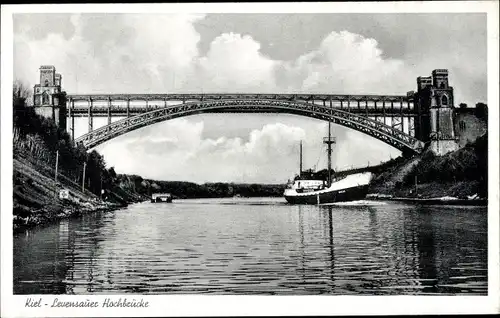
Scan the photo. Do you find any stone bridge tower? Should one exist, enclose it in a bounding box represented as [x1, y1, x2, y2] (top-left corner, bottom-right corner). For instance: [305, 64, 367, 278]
[33, 65, 67, 129]
[412, 69, 458, 155]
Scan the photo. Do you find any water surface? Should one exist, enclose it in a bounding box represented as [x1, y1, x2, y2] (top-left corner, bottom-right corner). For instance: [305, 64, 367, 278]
[14, 198, 488, 295]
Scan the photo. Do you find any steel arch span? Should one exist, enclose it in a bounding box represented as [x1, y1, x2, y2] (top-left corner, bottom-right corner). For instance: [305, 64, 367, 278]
[74, 99, 425, 154]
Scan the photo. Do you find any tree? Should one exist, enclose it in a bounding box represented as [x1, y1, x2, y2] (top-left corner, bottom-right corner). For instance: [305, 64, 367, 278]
[475, 102, 488, 122]
[459, 103, 467, 109]
[13, 80, 31, 104]
[13, 81, 38, 136]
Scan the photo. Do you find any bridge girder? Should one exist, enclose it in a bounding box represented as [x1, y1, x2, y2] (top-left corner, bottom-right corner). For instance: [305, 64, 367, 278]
[74, 99, 425, 154]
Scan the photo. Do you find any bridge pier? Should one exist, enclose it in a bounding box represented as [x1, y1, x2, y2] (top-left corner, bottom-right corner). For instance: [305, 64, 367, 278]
[127, 99, 130, 118]
[382, 100, 386, 122]
[88, 98, 93, 133]
[412, 69, 459, 155]
[107, 97, 112, 126]
[68, 98, 75, 141]
[400, 98, 405, 133]
[31, 66, 67, 131]
[409, 117, 415, 137]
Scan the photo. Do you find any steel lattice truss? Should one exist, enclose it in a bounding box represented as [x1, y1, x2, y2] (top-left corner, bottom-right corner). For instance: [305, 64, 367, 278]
[74, 99, 425, 153]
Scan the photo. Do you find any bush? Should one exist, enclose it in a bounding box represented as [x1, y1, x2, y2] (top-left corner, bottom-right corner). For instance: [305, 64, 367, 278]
[402, 136, 487, 196]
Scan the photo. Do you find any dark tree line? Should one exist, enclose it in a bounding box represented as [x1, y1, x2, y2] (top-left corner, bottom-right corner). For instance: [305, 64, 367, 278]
[115, 174, 286, 199]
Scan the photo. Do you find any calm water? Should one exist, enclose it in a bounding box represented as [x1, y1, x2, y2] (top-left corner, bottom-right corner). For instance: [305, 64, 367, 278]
[13, 198, 488, 295]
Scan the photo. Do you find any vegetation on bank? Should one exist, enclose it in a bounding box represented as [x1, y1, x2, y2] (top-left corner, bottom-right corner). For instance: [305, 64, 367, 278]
[370, 133, 488, 199]
[405, 134, 487, 196]
[13, 156, 122, 231]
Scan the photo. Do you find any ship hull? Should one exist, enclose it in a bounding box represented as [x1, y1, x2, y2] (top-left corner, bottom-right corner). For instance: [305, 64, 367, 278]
[150, 198, 172, 203]
[284, 184, 369, 205]
[151, 196, 173, 203]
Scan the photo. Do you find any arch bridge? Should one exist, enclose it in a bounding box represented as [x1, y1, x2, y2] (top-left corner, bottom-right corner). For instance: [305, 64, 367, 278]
[67, 93, 425, 154]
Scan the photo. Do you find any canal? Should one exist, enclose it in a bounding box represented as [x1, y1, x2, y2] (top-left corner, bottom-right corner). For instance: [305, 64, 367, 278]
[13, 198, 488, 295]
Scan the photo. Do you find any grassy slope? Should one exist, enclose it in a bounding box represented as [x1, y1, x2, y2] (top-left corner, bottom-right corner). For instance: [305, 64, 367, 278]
[13, 156, 121, 231]
[369, 134, 487, 199]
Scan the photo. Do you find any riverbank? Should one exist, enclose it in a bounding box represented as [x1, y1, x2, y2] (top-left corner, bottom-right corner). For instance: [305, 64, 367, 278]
[13, 156, 142, 233]
[367, 134, 487, 205]
[368, 178, 487, 206]
[369, 180, 485, 201]
[367, 194, 487, 206]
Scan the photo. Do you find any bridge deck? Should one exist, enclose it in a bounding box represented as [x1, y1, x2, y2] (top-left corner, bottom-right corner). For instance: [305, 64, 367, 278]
[67, 93, 417, 117]
[68, 106, 418, 117]
[67, 93, 414, 102]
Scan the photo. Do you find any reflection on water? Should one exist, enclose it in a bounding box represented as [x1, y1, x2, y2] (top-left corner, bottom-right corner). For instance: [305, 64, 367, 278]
[13, 198, 488, 295]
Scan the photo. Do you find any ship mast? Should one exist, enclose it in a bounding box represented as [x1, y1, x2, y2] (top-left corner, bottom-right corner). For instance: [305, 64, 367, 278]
[323, 109, 336, 187]
[299, 140, 303, 178]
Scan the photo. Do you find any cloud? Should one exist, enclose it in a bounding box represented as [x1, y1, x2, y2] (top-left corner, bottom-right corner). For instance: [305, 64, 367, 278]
[279, 31, 413, 94]
[96, 119, 313, 183]
[197, 32, 278, 92]
[15, 16, 413, 96]
[14, 14, 205, 94]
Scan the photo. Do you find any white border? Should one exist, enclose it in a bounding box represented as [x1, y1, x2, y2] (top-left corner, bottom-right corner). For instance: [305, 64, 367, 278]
[1, 2, 499, 317]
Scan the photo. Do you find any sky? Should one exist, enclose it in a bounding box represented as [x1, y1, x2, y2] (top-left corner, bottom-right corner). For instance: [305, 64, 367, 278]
[13, 12, 487, 184]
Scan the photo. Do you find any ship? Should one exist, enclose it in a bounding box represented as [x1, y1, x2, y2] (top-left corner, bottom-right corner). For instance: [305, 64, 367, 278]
[284, 118, 373, 205]
[151, 193, 173, 203]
